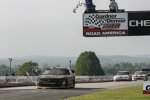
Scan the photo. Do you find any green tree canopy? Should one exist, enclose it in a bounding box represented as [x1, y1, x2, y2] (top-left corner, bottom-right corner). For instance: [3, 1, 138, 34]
[75, 51, 105, 76]
[16, 61, 41, 76]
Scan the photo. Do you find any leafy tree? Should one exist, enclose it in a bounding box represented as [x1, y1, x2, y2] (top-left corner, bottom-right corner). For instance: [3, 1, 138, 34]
[75, 51, 105, 76]
[16, 61, 41, 76]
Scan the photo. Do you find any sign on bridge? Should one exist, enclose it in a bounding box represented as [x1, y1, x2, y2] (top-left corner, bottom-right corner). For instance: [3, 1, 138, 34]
[83, 11, 150, 37]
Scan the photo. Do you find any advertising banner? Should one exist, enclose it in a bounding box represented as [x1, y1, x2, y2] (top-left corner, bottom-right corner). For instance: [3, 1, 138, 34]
[128, 11, 150, 36]
[83, 11, 150, 37]
[83, 13, 128, 37]
[143, 81, 150, 94]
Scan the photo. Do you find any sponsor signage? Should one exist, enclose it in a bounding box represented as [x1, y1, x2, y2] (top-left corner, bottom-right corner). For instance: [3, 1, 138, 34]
[83, 11, 150, 37]
[83, 13, 128, 37]
[143, 81, 150, 94]
[128, 11, 150, 36]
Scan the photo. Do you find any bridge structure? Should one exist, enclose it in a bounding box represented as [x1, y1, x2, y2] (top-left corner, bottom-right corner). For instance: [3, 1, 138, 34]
[74, 0, 150, 37]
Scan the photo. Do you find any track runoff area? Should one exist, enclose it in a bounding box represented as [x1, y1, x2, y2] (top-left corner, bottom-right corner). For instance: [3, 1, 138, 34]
[0, 81, 144, 100]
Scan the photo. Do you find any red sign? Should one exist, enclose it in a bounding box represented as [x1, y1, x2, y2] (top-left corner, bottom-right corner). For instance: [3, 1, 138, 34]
[143, 81, 150, 94]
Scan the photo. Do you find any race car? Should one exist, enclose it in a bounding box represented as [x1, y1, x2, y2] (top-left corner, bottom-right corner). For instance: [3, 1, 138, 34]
[114, 71, 132, 81]
[37, 67, 75, 89]
[132, 71, 148, 81]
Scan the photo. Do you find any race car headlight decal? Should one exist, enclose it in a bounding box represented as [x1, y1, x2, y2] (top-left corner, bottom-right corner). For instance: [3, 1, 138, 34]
[114, 76, 117, 80]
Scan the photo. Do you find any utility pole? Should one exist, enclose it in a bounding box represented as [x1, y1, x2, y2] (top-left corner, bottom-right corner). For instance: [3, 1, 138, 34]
[69, 60, 71, 68]
[8, 58, 12, 75]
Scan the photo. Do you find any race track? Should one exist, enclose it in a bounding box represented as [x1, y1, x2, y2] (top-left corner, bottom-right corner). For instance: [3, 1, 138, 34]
[0, 81, 142, 100]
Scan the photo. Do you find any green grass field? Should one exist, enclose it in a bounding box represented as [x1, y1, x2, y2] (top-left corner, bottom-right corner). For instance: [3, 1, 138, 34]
[65, 85, 150, 100]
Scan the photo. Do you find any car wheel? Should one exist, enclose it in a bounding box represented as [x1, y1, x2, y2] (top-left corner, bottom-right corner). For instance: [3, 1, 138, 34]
[66, 80, 70, 89]
[72, 80, 75, 88]
[144, 77, 148, 81]
[71, 82, 75, 88]
[129, 79, 132, 81]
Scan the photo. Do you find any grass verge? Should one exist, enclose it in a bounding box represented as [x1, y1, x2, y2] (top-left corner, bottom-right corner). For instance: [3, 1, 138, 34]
[65, 85, 150, 100]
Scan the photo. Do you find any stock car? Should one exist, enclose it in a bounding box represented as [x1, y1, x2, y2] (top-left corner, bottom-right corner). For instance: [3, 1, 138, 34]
[37, 67, 75, 89]
[132, 71, 148, 81]
[114, 71, 132, 81]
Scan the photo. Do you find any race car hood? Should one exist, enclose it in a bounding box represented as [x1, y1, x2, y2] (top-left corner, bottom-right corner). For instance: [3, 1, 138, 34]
[132, 74, 147, 77]
[38, 75, 68, 79]
[114, 75, 129, 77]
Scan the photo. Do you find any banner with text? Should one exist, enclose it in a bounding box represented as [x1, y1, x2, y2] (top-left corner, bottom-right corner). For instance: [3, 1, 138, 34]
[128, 11, 150, 36]
[83, 13, 128, 37]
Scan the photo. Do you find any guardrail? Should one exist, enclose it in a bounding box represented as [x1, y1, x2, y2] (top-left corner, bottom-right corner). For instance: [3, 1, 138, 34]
[0, 76, 37, 83]
[0, 76, 37, 88]
[75, 76, 113, 83]
[0, 76, 113, 88]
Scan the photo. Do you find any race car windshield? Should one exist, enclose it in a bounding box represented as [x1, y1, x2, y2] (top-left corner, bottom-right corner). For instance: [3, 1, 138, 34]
[42, 69, 70, 75]
[135, 71, 146, 75]
[117, 72, 130, 75]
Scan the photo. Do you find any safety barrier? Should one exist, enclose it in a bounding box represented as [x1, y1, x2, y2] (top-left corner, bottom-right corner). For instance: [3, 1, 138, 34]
[0, 76, 113, 87]
[0, 76, 37, 87]
[75, 76, 113, 83]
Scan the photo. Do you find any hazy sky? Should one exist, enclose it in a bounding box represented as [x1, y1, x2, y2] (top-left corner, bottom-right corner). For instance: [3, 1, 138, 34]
[0, 0, 150, 58]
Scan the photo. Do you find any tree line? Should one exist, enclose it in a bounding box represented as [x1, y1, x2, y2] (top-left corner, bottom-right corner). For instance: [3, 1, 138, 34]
[103, 62, 150, 75]
[0, 51, 150, 76]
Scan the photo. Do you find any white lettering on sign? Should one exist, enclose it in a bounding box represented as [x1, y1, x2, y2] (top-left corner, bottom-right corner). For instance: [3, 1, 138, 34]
[86, 31, 126, 36]
[86, 32, 102, 36]
[95, 14, 117, 19]
[102, 31, 126, 35]
[129, 20, 150, 27]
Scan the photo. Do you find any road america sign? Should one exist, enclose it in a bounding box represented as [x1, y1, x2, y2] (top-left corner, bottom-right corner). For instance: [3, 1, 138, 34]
[83, 11, 150, 37]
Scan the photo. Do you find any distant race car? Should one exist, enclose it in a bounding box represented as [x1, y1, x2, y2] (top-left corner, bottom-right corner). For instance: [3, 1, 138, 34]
[37, 67, 75, 89]
[132, 71, 148, 81]
[114, 71, 132, 81]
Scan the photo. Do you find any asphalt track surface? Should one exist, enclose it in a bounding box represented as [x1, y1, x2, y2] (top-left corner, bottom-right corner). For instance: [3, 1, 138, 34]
[0, 81, 142, 100]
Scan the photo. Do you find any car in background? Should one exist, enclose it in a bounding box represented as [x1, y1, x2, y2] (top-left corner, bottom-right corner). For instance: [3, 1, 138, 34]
[142, 68, 150, 81]
[37, 67, 75, 89]
[132, 71, 148, 81]
[114, 71, 132, 81]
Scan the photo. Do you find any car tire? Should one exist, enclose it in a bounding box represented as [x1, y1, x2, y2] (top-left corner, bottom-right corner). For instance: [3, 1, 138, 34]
[129, 79, 132, 81]
[144, 77, 148, 81]
[71, 80, 75, 88]
[66, 80, 70, 89]
[71, 82, 75, 88]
